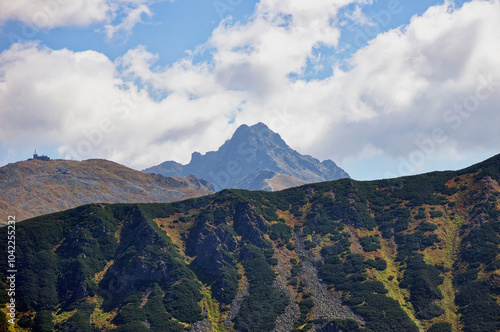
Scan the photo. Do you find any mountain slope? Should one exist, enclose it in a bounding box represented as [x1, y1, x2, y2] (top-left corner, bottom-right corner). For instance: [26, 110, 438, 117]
[143, 123, 350, 191]
[0, 159, 214, 222]
[1, 154, 499, 331]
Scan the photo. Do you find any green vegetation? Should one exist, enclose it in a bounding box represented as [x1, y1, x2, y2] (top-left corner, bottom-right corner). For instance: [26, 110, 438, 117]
[366, 258, 387, 271]
[2, 154, 500, 331]
[296, 297, 315, 327]
[453, 220, 500, 332]
[429, 211, 443, 219]
[33, 310, 55, 331]
[359, 235, 381, 252]
[399, 255, 444, 320]
[419, 221, 438, 232]
[234, 246, 287, 331]
[164, 279, 204, 323]
[415, 207, 426, 220]
[146, 285, 185, 331]
[319, 232, 418, 331]
[217, 262, 240, 304]
[455, 281, 500, 332]
[427, 322, 452, 332]
[269, 223, 292, 242]
[0, 311, 8, 332]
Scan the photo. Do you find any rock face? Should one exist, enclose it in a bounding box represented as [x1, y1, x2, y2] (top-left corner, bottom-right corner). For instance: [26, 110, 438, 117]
[234, 203, 268, 247]
[98, 213, 180, 303]
[0, 158, 214, 222]
[193, 224, 238, 276]
[143, 123, 350, 191]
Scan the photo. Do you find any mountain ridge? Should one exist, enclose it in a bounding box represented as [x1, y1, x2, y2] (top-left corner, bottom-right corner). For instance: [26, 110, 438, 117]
[143, 122, 350, 191]
[2, 153, 499, 331]
[0, 158, 214, 222]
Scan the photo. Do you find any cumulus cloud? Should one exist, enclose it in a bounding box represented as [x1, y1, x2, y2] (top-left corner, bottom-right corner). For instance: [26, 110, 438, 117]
[0, 0, 158, 37]
[317, 0, 500, 177]
[208, 0, 350, 93]
[1, 0, 500, 179]
[0, 0, 109, 28]
[0, 42, 239, 169]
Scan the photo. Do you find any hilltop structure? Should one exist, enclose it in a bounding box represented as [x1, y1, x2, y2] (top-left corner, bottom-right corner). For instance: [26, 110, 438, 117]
[28, 150, 50, 161]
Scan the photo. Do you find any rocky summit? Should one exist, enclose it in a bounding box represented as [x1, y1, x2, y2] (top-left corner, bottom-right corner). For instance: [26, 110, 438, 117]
[0, 159, 214, 223]
[2, 154, 499, 331]
[143, 123, 350, 191]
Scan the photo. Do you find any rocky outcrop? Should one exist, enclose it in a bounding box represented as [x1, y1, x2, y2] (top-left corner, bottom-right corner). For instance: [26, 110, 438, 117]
[99, 212, 180, 303]
[234, 204, 268, 247]
[466, 176, 500, 225]
[193, 224, 238, 275]
[191, 319, 212, 332]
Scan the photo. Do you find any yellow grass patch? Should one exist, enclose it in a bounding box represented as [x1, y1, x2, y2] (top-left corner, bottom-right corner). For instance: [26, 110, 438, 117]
[371, 236, 422, 330]
[93, 260, 115, 284]
[90, 295, 118, 330]
[199, 286, 224, 332]
[53, 309, 77, 325]
[154, 214, 196, 261]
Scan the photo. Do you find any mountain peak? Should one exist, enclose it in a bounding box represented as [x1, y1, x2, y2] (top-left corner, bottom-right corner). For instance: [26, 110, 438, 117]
[235, 122, 270, 132]
[249, 122, 270, 131]
[230, 122, 287, 150]
[232, 122, 274, 138]
[144, 123, 350, 191]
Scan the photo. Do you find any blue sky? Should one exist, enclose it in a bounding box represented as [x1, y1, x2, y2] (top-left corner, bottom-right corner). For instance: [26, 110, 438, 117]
[0, 0, 499, 180]
[1, 1, 468, 72]
[0, 0, 258, 66]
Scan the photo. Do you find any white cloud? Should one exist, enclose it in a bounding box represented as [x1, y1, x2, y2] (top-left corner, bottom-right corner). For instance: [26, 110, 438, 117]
[317, 0, 500, 171]
[1, 0, 500, 179]
[345, 5, 373, 26]
[208, 0, 350, 86]
[0, 0, 109, 28]
[104, 3, 152, 39]
[207, 0, 500, 176]
[0, 42, 240, 169]
[0, 0, 158, 37]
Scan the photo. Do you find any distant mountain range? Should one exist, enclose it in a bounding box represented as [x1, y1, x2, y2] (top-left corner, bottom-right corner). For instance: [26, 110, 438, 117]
[143, 122, 350, 191]
[3, 154, 499, 331]
[0, 159, 213, 222]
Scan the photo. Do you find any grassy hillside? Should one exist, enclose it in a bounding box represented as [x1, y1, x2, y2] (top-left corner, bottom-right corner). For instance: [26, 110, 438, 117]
[1, 155, 499, 331]
[0, 159, 213, 223]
